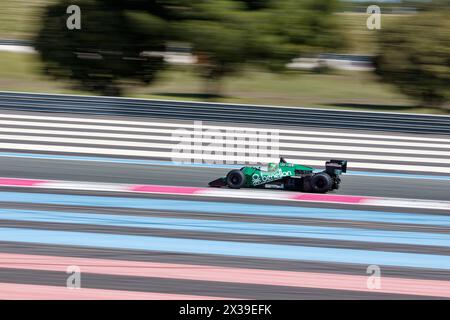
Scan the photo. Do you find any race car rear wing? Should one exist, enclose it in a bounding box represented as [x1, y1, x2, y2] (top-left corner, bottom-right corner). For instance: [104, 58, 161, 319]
[325, 160, 348, 175]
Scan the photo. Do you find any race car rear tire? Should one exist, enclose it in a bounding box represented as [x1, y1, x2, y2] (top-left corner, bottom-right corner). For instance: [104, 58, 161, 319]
[311, 173, 333, 193]
[226, 170, 246, 189]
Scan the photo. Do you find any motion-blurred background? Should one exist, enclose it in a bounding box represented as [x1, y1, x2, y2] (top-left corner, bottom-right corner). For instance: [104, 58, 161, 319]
[0, 0, 448, 112]
[1, 0, 450, 301]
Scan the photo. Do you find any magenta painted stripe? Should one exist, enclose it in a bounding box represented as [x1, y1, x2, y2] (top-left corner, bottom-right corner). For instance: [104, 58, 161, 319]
[2, 253, 450, 298]
[0, 283, 231, 300]
[0, 176, 445, 209]
[289, 193, 370, 204]
[129, 184, 203, 194]
[0, 178, 47, 187]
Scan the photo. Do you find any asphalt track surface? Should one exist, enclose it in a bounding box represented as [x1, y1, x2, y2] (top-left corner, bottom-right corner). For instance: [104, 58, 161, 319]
[0, 102, 449, 299]
[0, 157, 449, 201]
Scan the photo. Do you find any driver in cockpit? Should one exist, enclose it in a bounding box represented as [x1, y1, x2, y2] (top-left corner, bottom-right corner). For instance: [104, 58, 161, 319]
[263, 157, 287, 172]
[267, 162, 278, 172]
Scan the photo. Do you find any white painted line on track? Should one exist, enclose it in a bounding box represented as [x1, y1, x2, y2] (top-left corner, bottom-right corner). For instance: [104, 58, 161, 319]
[1, 119, 449, 149]
[1, 113, 450, 143]
[0, 142, 449, 174]
[1, 127, 449, 157]
[1, 177, 449, 211]
[0, 134, 449, 165]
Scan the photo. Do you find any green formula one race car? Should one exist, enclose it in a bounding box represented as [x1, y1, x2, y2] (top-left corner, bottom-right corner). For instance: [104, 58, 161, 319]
[209, 158, 347, 193]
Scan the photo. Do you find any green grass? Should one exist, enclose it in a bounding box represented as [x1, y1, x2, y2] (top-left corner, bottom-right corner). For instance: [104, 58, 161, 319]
[2, 51, 448, 115]
[0, 52, 86, 95]
[337, 13, 410, 54]
[0, 0, 55, 40]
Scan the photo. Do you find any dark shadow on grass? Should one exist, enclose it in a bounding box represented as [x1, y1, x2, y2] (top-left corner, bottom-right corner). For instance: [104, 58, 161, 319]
[328, 103, 450, 114]
[153, 92, 227, 100]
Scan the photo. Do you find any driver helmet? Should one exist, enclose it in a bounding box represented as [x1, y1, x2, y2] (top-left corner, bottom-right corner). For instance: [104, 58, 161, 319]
[268, 162, 278, 172]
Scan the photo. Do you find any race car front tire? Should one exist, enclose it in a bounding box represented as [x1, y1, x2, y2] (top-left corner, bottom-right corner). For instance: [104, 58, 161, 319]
[311, 172, 333, 193]
[226, 170, 246, 189]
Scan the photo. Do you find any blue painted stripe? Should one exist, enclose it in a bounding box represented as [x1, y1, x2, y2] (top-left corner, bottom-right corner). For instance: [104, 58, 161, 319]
[1, 191, 450, 227]
[2, 208, 450, 248]
[1, 227, 450, 270]
[0, 152, 449, 180]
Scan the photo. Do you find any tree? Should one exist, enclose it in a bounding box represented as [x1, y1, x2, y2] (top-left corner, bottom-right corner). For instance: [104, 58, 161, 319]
[35, 0, 346, 96]
[173, 1, 257, 95]
[175, 0, 346, 95]
[375, 5, 450, 108]
[35, 0, 180, 95]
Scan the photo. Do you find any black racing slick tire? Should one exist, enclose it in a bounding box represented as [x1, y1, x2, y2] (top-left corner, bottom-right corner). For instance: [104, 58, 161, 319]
[310, 173, 333, 193]
[226, 170, 246, 189]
